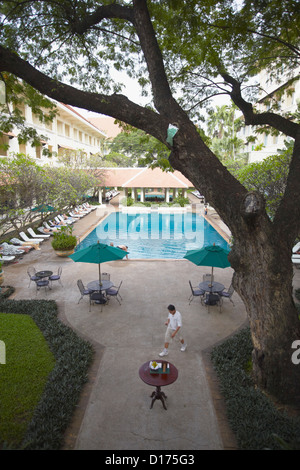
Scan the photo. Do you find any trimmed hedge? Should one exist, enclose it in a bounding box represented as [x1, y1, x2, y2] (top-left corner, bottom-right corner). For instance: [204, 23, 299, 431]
[0, 298, 94, 450]
[211, 327, 300, 449]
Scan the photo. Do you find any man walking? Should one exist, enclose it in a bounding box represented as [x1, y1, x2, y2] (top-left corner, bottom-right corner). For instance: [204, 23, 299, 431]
[159, 304, 187, 357]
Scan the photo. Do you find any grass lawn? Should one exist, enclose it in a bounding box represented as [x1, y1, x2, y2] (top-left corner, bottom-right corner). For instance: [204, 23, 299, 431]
[0, 313, 55, 448]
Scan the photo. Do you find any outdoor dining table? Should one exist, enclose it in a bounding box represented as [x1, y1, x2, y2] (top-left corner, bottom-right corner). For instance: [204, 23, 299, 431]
[199, 281, 224, 293]
[87, 280, 113, 292]
[87, 280, 114, 304]
[139, 360, 178, 410]
[36, 270, 53, 279]
[199, 281, 225, 306]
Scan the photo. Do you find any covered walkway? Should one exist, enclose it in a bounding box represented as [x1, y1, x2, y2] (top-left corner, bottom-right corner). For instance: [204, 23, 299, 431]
[98, 167, 194, 204]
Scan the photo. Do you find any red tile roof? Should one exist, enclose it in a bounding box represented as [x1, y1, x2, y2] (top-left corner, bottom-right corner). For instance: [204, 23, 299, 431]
[101, 167, 193, 188]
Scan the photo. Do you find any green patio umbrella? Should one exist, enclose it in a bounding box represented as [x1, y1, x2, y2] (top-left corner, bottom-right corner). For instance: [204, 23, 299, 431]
[69, 241, 128, 284]
[183, 244, 231, 279]
[31, 204, 55, 213]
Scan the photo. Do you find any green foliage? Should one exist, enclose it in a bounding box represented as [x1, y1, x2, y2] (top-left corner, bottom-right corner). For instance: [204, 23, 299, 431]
[211, 328, 300, 450]
[0, 298, 94, 450]
[0, 73, 58, 146]
[0, 153, 96, 237]
[234, 143, 292, 219]
[51, 226, 77, 251]
[0, 313, 56, 448]
[206, 104, 246, 162]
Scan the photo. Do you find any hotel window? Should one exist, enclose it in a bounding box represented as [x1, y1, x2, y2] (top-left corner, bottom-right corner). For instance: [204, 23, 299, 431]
[57, 120, 63, 135]
[35, 145, 41, 159]
[79, 131, 82, 142]
[65, 124, 70, 137]
[19, 143, 26, 154]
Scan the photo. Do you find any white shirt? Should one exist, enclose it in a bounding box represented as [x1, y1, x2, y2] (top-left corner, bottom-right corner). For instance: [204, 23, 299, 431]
[168, 311, 182, 330]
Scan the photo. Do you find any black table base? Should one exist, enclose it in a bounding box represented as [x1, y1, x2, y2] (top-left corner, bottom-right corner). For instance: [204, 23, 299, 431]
[150, 386, 167, 410]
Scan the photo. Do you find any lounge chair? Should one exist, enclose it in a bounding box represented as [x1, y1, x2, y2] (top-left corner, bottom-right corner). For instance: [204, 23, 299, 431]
[28, 227, 50, 239]
[77, 205, 91, 213]
[0, 242, 25, 255]
[37, 227, 53, 236]
[69, 211, 84, 218]
[292, 242, 300, 265]
[57, 214, 74, 224]
[83, 203, 96, 211]
[19, 231, 44, 244]
[43, 221, 61, 230]
[0, 255, 15, 262]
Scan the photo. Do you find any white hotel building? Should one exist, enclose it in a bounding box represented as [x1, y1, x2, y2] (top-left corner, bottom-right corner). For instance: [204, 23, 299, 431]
[239, 68, 300, 163]
[0, 100, 107, 164]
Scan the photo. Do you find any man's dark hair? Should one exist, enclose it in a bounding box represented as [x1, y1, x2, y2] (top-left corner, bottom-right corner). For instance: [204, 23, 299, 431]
[167, 304, 175, 311]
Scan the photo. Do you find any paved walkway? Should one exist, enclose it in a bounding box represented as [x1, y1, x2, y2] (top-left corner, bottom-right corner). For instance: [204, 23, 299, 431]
[3, 202, 248, 450]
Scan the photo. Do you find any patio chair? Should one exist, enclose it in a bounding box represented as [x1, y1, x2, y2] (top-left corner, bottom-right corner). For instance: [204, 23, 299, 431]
[27, 267, 39, 287]
[89, 291, 107, 312]
[28, 227, 50, 239]
[49, 266, 63, 287]
[204, 292, 222, 313]
[101, 272, 110, 281]
[203, 274, 214, 283]
[19, 231, 44, 244]
[106, 281, 123, 305]
[77, 279, 90, 303]
[218, 283, 235, 306]
[188, 280, 205, 305]
[35, 278, 50, 294]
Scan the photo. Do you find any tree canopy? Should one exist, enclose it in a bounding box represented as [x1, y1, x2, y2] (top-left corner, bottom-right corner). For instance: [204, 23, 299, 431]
[1, 0, 300, 405]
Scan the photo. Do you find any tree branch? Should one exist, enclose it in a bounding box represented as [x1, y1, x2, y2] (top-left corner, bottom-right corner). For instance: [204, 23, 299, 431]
[0, 45, 168, 143]
[221, 71, 299, 138]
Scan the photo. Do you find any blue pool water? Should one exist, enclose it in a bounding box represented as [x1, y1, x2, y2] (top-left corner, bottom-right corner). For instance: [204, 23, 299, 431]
[76, 211, 229, 259]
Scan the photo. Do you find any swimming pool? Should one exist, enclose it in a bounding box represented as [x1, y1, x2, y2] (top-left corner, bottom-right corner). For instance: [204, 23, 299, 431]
[76, 211, 229, 259]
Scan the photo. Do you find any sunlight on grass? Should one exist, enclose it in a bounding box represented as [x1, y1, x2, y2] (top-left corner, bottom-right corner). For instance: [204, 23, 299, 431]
[0, 314, 55, 447]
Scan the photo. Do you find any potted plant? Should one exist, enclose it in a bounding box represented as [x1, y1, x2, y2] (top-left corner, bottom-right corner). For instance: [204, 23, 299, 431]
[51, 225, 77, 257]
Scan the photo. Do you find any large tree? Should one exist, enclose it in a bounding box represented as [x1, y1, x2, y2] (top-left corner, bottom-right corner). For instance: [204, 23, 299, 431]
[0, 0, 300, 405]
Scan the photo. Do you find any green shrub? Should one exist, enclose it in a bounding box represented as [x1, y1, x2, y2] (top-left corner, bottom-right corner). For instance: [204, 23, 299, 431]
[211, 327, 300, 449]
[51, 226, 77, 251]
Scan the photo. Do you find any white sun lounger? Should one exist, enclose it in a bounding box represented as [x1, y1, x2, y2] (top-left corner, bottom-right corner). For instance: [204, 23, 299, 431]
[0, 255, 15, 262]
[69, 211, 84, 218]
[19, 231, 44, 244]
[28, 227, 50, 239]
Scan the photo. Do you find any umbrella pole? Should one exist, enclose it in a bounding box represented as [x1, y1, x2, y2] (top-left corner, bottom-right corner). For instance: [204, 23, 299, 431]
[99, 264, 102, 285]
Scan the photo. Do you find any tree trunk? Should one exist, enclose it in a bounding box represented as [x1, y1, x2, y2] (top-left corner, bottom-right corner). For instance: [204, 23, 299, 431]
[170, 127, 300, 406]
[231, 217, 300, 405]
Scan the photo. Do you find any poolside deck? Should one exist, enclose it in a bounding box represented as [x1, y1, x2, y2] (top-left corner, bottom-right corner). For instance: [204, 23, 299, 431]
[3, 201, 247, 450]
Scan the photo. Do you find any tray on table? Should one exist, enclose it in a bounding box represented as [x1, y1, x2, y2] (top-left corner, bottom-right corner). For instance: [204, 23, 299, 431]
[149, 361, 170, 374]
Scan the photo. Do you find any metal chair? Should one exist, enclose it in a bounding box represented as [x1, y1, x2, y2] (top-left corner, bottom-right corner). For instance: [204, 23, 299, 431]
[203, 274, 214, 283]
[204, 292, 222, 312]
[218, 283, 235, 306]
[188, 281, 205, 305]
[101, 272, 110, 281]
[77, 279, 90, 303]
[89, 291, 107, 312]
[27, 267, 39, 287]
[49, 266, 63, 287]
[106, 281, 123, 305]
[35, 279, 50, 294]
